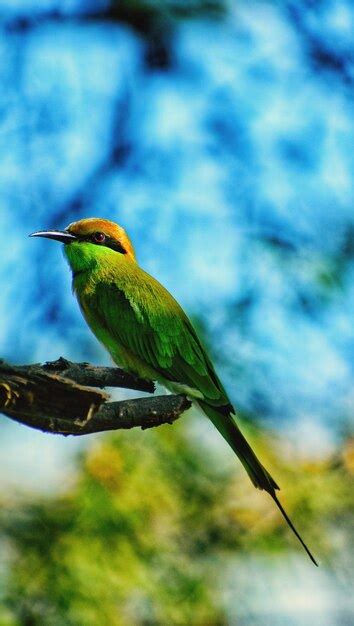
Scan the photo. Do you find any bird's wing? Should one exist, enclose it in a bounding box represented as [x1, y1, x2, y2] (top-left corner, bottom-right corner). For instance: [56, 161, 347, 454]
[86, 275, 232, 408]
[81, 274, 318, 565]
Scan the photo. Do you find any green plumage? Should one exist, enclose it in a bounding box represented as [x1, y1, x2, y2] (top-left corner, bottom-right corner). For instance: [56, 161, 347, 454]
[60, 232, 316, 565]
[66, 240, 277, 493]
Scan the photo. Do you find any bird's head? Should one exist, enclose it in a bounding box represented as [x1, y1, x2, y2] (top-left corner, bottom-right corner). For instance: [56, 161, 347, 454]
[29, 218, 136, 273]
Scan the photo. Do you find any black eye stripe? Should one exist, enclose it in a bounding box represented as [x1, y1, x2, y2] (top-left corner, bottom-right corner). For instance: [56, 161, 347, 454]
[75, 233, 127, 254]
[105, 240, 127, 254]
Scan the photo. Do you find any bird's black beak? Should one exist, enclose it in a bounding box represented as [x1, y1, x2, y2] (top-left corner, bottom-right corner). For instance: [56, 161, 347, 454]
[29, 230, 77, 244]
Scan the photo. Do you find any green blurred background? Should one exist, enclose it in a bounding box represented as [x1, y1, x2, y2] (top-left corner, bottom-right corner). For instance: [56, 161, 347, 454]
[0, 0, 354, 624]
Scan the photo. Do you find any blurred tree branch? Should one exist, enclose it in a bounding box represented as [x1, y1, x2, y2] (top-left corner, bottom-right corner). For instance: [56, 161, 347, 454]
[0, 359, 191, 436]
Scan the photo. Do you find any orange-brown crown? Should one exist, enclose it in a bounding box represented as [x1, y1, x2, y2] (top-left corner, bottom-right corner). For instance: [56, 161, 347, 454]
[66, 218, 136, 260]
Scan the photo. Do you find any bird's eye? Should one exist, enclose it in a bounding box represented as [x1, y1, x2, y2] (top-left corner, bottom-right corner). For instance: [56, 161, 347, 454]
[92, 232, 106, 244]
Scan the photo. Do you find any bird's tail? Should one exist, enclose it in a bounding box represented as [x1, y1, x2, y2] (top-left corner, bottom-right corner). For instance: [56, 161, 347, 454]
[198, 400, 318, 566]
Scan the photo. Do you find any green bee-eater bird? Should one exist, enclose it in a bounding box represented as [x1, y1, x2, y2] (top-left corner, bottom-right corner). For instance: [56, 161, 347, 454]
[30, 218, 317, 565]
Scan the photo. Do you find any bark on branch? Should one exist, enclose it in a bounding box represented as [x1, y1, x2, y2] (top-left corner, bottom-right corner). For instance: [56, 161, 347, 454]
[39, 357, 155, 392]
[0, 359, 191, 436]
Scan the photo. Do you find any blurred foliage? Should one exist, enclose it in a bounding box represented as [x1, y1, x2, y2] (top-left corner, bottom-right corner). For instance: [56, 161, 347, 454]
[104, 0, 228, 67]
[107, 0, 228, 25]
[3, 0, 228, 37]
[0, 418, 353, 626]
[1, 0, 354, 622]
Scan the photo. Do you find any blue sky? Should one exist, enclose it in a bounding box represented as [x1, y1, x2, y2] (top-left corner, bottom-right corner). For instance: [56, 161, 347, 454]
[1, 4, 353, 622]
[0, 0, 354, 494]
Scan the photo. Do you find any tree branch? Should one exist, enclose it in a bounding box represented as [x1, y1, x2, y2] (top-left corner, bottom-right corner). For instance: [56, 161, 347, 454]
[40, 357, 155, 392]
[0, 359, 191, 436]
